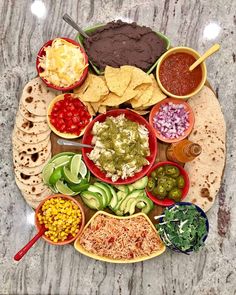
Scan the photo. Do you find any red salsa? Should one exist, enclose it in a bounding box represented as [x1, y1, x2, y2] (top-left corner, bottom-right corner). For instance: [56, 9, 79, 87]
[50, 94, 91, 135]
[159, 52, 202, 96]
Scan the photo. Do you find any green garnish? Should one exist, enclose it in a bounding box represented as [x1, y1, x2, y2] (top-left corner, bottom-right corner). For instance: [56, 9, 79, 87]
[156, 205, 207, 252]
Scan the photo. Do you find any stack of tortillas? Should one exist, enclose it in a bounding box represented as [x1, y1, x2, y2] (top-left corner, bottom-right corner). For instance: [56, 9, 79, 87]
[12, 77, 59, 208]
[184, 86, 226, 212]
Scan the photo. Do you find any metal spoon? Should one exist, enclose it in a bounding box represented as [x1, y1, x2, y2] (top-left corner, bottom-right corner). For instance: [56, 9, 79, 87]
[62, 13, 89, 39]
[57, 138, 93, 149]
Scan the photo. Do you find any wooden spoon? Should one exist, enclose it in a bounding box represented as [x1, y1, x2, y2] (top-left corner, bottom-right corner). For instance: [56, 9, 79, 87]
[14, 226, 46, 261]
[189, 43, 220, 71]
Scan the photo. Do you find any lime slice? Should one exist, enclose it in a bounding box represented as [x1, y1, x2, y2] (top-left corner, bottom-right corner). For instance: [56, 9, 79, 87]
[55, 180, 75, 196]
[51, 155, 72, 168]
[42, 162, 55, 184]
[62, 166, 81, 184]
[79, 161, 87, 178]
[85, 170, 91, 182]
[49, 167, 62, 186]
[49, 152, 75, 163]
[69, 154, 82, 176]
[48, 185, 58, 193]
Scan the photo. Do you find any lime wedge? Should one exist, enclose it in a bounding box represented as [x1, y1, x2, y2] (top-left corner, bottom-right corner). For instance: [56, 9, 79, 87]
[69, 154, 82, 177]
[62, 166, 81, 184]
[55, 180, 75, 196]
[85, 170, 91, 182]
[51, 155, 72, 168]
[49, 167, 62, 186]
[49, 185, 58, 193]
[42, 162, 55, 184]
[69, 179, 89, 192]
[79, 161, 87, 178]
[49, 152, 75, 163]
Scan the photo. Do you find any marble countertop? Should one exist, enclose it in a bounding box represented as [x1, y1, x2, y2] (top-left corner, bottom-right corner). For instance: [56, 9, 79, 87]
[0, 0, 236, 294]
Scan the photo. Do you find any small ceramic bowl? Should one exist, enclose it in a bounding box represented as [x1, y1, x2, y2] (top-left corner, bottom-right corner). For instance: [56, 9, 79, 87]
[36, 38, 88, 91]
[149, 98, 195, 143]
[156, 47, 207, 99]
[158, 202, 209, 254]
[47, 94, 92, 139]
[35, 194, 85, 246]
[145, 161, 190, 206]
[76, 24, 171, 75]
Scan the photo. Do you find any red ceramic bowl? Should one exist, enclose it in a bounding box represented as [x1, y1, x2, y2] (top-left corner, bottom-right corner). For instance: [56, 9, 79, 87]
[82, 109, 158, 185]
[35, 194, 85, 245]
[36, 37, 89, 91]
[145, 161, 190, 206]
[149, 98, 195, 143]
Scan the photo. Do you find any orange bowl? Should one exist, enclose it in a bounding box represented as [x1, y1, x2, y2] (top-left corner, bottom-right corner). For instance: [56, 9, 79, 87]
[35, 194, 85, 246]
[149, 98, 194, 143]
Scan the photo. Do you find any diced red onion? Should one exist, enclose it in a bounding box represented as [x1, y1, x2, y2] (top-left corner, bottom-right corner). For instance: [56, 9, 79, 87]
[153, 102, 189, 139]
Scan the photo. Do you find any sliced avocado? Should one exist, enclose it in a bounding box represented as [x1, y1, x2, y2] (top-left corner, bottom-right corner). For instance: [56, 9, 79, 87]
[119, 190, 143, 212]
[94, 182, 112, 205]
[113, 191, 128, 211]
[81, 191, 103, 210]
[87, 185, 107, 208]
[107, 186, 118, 209]
[114, 209, 124, 216]
[138, 196, 154, 214]
[114, 185, 129, 193]
[124, 198, 138, 214]
[127, 184, 135, 192]
[136, 201, 146, 209]
[99, 183, 113, 204]
[132, 176, 148, 190]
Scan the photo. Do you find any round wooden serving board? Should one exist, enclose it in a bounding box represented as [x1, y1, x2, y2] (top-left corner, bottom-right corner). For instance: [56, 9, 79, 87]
[50, 81, 214, 225]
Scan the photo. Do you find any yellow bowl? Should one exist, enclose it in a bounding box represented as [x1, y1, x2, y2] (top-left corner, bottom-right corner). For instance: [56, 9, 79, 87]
[47, 94, 92, 139]
[156, 47, 207, 99]
[74, 211, 166, 263]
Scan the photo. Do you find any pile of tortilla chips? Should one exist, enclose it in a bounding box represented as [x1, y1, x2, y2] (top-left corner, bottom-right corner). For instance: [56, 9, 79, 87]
[73, 65, 166, 116]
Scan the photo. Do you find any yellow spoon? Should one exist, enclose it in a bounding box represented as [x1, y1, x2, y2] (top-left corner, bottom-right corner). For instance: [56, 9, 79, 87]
[189, 44, 220, 71]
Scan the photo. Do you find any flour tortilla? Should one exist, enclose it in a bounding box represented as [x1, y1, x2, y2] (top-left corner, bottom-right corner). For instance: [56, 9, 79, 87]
[13, 141, 51, 168]
[15, 112, 49, 134]
[184, 86, 226, 212]
[14, 169, 43, 185]
[19, 102, 47, 122]
[21, 77, 59, 116]
[22, 188, 53, 209]
[15, 176, 48, 195]
[12, 136, 50, 155]
[14, 153, 51, 175]
[12, 127, 50, 144]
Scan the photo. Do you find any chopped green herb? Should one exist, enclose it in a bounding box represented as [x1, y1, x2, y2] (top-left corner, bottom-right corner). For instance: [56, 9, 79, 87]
[156, 205, 208, 252]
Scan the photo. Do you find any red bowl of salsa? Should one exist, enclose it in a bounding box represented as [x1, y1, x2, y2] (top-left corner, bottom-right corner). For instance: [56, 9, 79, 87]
[156, 47, 207, 99]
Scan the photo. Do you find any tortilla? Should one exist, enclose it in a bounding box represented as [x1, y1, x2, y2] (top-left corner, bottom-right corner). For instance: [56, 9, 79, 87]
[15, 112, 49, 134]
[22, 188, 52, 209]
[14, 153, 51, 175]
[12, 127, 50, 144]
[21, 77, 59, 116]
[13, 141, 51, 168]
[15, 177, 48, 195]
[12, 136, 50, 155]
[14, 169, 43, 185]
[184, 86, 226, 212]
[19, 102, 47, 123]
[105, 66, 132, 96]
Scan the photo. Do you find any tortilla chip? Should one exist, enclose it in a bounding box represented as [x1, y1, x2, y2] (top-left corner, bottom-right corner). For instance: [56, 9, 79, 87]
[143, 74, 166, 107]
[90, 102, 100, 113]
[101, 88, 137, 106]
[83, 102, 95, 116]
[73, 74, 91, 95]
[98, 105, 107, 114]
[129, 85, 153, 108]
[127, 108, 150, 116]
[122, 66, 152, 89]
[105, 66, 132, 96]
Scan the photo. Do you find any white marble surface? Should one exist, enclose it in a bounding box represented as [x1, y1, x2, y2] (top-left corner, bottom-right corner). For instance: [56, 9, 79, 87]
[0, 0, 236, 294]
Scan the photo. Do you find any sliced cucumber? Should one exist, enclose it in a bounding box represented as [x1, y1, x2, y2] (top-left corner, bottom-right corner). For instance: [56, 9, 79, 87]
[119, 190, 143, 212]
[88, 185, 107, 208]
[94, 182, 112, 205]
[132, 176, 148, 190]
[81, 191, 103, 210]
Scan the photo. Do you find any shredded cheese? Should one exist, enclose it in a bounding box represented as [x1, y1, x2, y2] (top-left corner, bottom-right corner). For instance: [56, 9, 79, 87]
[39, 38, 88, 87]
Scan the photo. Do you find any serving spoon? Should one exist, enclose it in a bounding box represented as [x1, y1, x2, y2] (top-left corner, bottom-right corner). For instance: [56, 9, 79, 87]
[14, 226, 47, 261]
[62, 13, 89, 39]
[189, 43, 220, 71]
[57, 138, 93, 149]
